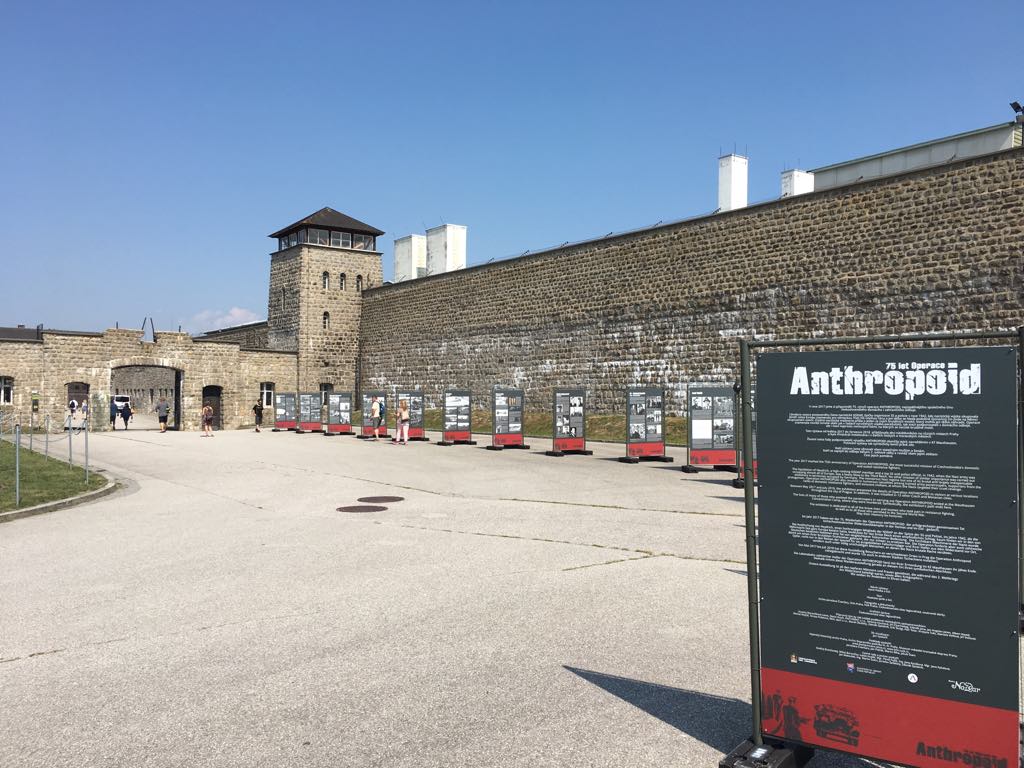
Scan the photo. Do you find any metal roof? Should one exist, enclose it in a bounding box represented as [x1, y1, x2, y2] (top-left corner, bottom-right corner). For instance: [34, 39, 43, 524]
[268, 207, 384, 239]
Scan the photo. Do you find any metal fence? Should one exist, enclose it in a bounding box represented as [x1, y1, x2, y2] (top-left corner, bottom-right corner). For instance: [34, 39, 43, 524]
[1, 410, 91, 510]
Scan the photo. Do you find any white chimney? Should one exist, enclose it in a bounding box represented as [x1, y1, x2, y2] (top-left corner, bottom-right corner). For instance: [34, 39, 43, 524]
[781, 169, 814, 198]
[426, 223, 467, 276]
[393, 234, 426, 282]
[718, 154, 748, 212]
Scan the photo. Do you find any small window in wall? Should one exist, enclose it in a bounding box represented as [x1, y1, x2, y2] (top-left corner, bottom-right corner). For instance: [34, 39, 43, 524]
[319, 383, 333, 405]
[356, 275, 363, 292]
[323, 311, 330, 330]
[280, 287, 286, 311]
[0, 376, 12, 405]
[339, 272, 346, 291]
[260, 382, 274, 408]
[322, 271, 330, 290]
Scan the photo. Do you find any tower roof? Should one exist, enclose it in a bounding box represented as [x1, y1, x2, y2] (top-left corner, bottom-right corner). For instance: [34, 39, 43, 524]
[268, 207, 384, 239]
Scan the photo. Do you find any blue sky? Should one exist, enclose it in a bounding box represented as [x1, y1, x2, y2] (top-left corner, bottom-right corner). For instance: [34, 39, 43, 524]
[1, 0, 1019, 333]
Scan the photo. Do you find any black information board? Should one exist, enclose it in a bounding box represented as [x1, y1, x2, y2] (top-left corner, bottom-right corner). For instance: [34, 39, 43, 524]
[492, 386, 525, 446]
[298, 392, 320, 428]
[326, 392, 352, 433]
[361, 390, 388, 436]
[440, 389, 473, 444]
[757, 347, 1019, 765]
[547, 388, 590, 456]
[274, 392, 296, 429]
[687, 384, 736, 468]
[625, 386, 665, 458]
[395, 389, 426, 438]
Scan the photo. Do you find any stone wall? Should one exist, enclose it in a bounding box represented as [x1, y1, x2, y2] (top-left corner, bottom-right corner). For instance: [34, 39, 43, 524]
[358, 148, 1024, 414]
[0, 328, 298, 431]
[194, 322, 269, 349]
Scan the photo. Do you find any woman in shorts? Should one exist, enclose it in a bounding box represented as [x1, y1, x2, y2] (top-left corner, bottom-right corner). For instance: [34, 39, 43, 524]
[201, 404, 215, 437]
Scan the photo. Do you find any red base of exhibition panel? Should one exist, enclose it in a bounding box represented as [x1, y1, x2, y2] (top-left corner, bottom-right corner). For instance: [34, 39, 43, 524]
[760, 668, 1018, 768]
[620, 442, 674, 463]
[438, 430, 476, 446]
[545, 436, 593, 456]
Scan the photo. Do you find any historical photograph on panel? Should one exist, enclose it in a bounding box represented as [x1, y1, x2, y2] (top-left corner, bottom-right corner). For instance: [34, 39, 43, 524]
[509, 421, 521, 433]
[629, 423, 646, 441]
[569, 396, 582, 408]
[447, 394, 469, 408]
[713, 395, 734, 415]
[691, 395, 712, 418]
[630, 400, 646, 416]
[557, 415, 570, 434]
[569, 404, 582, 417]
[646, 394, 662, 410]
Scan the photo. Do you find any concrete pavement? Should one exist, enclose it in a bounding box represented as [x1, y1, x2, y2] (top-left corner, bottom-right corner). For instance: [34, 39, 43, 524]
[1, 427, 878, 767]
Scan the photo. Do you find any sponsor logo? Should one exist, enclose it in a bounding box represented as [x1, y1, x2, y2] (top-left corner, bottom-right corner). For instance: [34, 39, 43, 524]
[789, 654, 798, 664]
[916, 742, 1007, 768]
[907, 673, 918, 684]
[948, 680, 981, 694]
[846, 662, 856, 673]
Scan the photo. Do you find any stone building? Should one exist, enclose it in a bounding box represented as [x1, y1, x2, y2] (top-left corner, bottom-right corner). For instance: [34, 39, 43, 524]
[0, 207, 384, 431]
[1, 135, 1022, 430]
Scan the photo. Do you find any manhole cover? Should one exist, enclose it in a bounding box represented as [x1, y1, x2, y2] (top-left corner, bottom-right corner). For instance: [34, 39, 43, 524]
[357, 496, 405, 504]
[337, 505, 387, 513]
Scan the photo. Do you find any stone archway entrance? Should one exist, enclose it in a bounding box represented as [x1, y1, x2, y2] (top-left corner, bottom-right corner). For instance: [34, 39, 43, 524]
[111, 365, 183, 430]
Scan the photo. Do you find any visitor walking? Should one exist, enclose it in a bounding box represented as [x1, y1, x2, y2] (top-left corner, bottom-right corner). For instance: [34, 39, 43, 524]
[252, 401, 263, 432]
[396, 399, 410, 445]
[201, 404, 215, 437]
[370, 396, 382, 440]
[109, 398, 118, 430]
[121, 401, 133, 430]
[154, 397, 170, 433]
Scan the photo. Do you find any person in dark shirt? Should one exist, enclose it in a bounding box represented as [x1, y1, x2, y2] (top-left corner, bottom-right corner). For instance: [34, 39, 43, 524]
[252, 401, 264, 433]
[154, 397, 170, 433]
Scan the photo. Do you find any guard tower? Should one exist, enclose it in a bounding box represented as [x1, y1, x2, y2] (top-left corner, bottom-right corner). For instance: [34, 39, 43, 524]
[267, 207, 384, 395]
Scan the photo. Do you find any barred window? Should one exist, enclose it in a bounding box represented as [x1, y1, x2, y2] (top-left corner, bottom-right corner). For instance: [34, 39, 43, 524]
[0, 376, 11, 405]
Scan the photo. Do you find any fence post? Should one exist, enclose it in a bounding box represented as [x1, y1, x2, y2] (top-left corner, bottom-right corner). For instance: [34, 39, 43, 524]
[29, 412, 34, 452]
[68, 422, 73, 466]
[15, 423, 21, 507]
[45, 415, 50, 458]
[84, 418, 89, 484]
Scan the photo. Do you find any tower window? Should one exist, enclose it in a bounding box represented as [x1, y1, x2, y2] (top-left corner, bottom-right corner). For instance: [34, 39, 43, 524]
[280, 287, 286, 311]
[331, 231, 352, 248]
[353, 234, 375, 250]
[322, 271, 330, 290]
[356, 275, 363, 293]
[339, 273, 346, 291]
[323, 312, 330, 330]
[308, 228, 330, 246]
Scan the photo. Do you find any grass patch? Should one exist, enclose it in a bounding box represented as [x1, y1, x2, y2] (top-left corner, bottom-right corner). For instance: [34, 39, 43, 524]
[353, 409, 689, 444]
[418, 409, 688, 446]
[0, 440, 106, 512]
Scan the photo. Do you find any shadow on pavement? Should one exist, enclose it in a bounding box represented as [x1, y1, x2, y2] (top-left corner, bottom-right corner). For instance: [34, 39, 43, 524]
[564, 666, 748, 753]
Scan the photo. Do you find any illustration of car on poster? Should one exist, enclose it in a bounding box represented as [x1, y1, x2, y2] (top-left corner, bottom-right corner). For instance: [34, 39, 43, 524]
[813, 705, 860, 747]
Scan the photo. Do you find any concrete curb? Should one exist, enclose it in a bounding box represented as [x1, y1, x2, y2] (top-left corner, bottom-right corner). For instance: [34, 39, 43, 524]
[0, 474, 120, 524]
